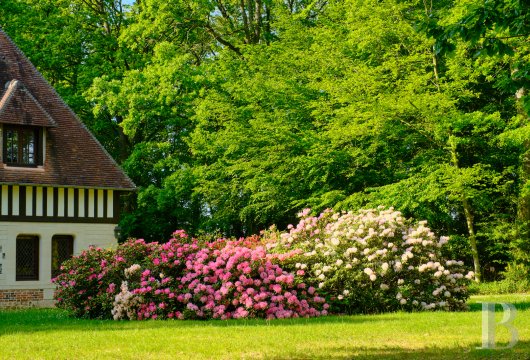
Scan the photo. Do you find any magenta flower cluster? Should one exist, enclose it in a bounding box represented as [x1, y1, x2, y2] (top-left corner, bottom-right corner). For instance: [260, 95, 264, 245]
[54, 232, 327, 320]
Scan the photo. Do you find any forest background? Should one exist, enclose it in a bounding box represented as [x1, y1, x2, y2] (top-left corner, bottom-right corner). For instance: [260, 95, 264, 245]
[1, 0, 530, 283]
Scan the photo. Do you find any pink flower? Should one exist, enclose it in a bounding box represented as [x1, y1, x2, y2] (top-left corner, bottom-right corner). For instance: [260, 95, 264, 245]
[271, 284, 282, 293]
[107, 283, 116, 293]
[187, 303, 199, 311]
[245, 298, 253, 308]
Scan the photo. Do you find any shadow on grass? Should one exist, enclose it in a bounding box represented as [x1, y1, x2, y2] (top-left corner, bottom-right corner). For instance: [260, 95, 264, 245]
[267, 341, 530, 360]
[0, 308, 400, 336]
[468, 301, 530, 312]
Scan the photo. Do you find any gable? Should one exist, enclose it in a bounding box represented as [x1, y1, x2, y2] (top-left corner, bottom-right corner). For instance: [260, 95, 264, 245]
[0, 29, 135, 190]
[0, 80, 57, 128]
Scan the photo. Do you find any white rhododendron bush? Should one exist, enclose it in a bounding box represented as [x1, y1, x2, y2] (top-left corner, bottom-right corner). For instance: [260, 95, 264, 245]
[267, 207, 474, 314]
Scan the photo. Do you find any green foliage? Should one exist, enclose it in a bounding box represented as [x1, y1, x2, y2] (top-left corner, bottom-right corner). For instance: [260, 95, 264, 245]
[2, 0, 530, 276]
[469, 263, 530, 295]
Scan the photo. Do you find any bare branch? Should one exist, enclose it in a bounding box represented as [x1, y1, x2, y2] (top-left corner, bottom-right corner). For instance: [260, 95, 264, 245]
[204, 22, 243, 57]
[240, 0, 251, 44]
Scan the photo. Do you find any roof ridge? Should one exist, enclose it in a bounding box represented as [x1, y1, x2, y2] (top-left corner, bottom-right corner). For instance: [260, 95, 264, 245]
[0, 79, 21, 115]
[0, 27, 135, 190]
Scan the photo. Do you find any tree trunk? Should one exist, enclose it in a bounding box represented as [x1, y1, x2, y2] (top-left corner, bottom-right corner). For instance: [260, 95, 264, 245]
[513, 87, 530, 264]
[115, 115, 131, 163]
[518, 143, 530, 222]
[516, 88, 530, 223]
[461, 196, 482, 282]
[423, 0, 441, 91]
[450, 137, 482, 282]
[240, 0, 251, 44]
[254, 0, 262, 43]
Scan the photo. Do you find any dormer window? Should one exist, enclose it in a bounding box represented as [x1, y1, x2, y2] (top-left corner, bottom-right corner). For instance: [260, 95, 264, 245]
[0, 79, 56, 168]
[3, 125, 41, 166]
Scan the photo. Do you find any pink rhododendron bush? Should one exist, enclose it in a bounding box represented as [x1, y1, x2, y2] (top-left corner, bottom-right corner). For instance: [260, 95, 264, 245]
[52, 239, 158, 318]
[53, 207, 473, 319]
[267, 207, 474, 314]
[53, 231, 327, 320]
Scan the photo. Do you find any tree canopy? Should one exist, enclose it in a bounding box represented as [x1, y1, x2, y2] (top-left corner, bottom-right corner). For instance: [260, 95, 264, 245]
[2, 0, 529, 280]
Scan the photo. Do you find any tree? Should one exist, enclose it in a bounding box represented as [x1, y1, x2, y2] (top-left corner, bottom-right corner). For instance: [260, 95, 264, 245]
[437, 0, 530, 266]
[3, 0, 526, 281]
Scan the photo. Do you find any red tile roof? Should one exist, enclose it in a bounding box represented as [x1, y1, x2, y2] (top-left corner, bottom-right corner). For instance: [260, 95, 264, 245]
[0, 29, 135, 190]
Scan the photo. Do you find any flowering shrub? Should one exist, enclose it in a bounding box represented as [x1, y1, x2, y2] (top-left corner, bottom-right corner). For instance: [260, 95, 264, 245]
[55, 231, 326, 320]
[113, 233, 326, 320]
[269, 207, 474, 313]
[53, 239, 157, 318]
[54, 207, 473, 319]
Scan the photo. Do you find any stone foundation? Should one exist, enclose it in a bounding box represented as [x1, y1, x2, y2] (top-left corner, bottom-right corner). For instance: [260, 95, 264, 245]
[0, 289, 45, 308]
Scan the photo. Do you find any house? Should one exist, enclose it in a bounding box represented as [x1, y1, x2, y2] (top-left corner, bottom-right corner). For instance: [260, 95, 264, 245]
[0, 29, 135, 307]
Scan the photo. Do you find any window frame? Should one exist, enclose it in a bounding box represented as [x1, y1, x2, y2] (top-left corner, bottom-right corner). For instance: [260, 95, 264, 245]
[0, 242, 4, 278]
[2, 125, 43, 167]
[16, 235, 39, 281]
[51, 235, 74, 279]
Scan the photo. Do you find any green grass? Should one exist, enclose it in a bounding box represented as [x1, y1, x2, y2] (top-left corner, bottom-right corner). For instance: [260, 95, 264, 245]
[469, 279, 530, 295]
[1, 295, 529, 359]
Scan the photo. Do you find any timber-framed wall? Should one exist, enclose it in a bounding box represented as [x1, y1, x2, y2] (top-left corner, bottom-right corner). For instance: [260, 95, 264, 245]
[0, 185, 122, 223]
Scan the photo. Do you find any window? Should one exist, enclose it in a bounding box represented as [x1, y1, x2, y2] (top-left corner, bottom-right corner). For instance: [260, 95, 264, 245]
[16, 235, 39, 281]
[3, 125, 42, 166]
[51, 235, 74, 278]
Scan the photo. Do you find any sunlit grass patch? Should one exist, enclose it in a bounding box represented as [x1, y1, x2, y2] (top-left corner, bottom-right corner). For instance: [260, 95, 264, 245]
[0, 294, 528, 359]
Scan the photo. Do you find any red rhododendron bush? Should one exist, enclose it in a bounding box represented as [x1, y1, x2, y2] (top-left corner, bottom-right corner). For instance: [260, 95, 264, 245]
[53, 208, 473, 320]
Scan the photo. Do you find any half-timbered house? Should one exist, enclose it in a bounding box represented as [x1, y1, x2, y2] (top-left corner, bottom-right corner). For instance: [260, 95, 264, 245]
[0, 29, 135, 307]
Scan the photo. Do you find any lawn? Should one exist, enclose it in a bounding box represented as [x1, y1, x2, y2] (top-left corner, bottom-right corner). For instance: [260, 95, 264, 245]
[0, 294, 529, 359]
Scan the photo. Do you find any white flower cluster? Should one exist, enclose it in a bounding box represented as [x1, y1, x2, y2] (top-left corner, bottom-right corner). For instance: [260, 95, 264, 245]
[124, 264, 142, 278]
[112, 281, 142, 320]
[276, 207, 472, 312]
